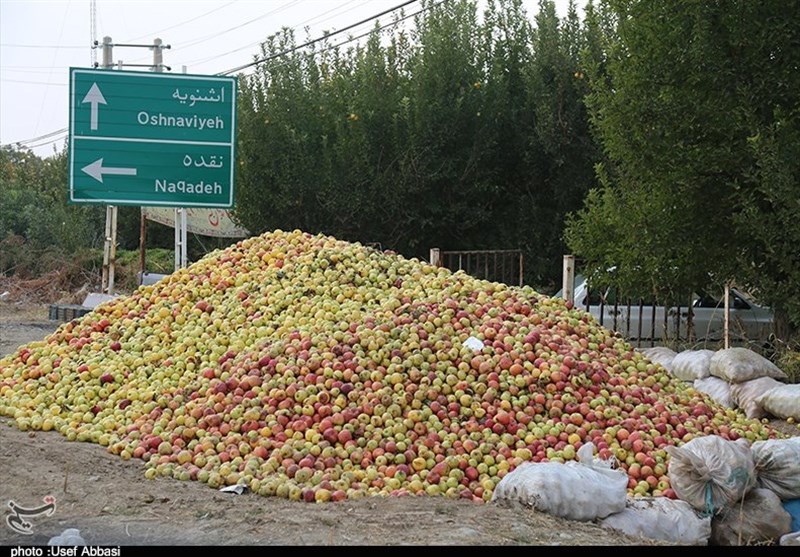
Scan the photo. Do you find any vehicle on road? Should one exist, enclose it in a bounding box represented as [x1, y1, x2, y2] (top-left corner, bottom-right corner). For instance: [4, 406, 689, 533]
[557, 275, 774, 344]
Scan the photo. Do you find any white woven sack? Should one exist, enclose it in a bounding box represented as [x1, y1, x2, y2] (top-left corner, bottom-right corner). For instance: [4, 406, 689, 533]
[672, 350, 715, 381]
[666, 436, 756, 513]
[599, 496, 711, 545]
[756, 384, 800, 421]
[491, 442, 628, 521]
[710, 348, 787, 383]
[710, 488, 792, 546]
[693, 376, 735, 408]
[751, 437, 800, 500]
[730, 377, 784, 419]
[640, 347, 677, 372]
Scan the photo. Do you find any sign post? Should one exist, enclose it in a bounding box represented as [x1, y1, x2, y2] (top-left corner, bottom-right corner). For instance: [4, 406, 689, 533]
[174, 208, 188, 271]
[98, 37, 116, 294]
[101, 204, 118, 294]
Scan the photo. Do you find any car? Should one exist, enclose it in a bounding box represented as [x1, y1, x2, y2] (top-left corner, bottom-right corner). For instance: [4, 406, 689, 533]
[556, 275, 774, 344]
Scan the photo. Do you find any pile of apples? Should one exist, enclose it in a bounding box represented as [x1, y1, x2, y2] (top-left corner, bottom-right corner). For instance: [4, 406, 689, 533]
[0, 230, 777, 502]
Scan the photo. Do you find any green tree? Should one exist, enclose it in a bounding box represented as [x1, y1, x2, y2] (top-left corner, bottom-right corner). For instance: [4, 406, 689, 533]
[0, 146, 107, 275]
[520, 0, 598, 285]
[739, 109, 800, 338]
[565, 0, 800, 332]
[234, 0, 600, 289]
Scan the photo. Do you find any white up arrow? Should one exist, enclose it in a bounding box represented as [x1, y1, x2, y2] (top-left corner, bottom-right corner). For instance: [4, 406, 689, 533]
[81, 83, 107, 131]
[81, 158, 137, 183]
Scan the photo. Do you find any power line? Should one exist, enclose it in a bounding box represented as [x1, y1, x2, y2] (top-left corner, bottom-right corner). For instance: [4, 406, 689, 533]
[22, 133, 69, 151]
[182, 0, 369, 68]
[122, 0, 239, 43]
[124, 0, 303, 64]
[297, 0, 369, 29]
[0, 43, 88, 49]
[1, 78, 67, 86]
[32, 0, 73, 137]
[0, 68, 68, 74]
[5, 0, 436, 154]
[0, 65, 71, 69]
[173, 0, 304, 52]
[220, 0, 419, 75]
[12, 128, 69, 145]
[237, 0, 438, 81]
[2, 131, 68, 151]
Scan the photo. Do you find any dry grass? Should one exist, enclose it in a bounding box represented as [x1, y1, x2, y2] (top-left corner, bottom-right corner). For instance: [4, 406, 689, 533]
[0, 268, 95, 306]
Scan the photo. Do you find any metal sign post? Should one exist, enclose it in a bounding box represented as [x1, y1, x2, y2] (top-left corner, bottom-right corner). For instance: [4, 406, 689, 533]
[174, 208, 188, 271]
[101, 205, 117, 294]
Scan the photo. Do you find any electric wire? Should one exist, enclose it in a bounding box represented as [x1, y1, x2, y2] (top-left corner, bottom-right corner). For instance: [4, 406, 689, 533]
[122, 0, 239, 43]
[181, 0, 369, 67]
[219, 0, 419, 75]
[5, 0, 439, 149]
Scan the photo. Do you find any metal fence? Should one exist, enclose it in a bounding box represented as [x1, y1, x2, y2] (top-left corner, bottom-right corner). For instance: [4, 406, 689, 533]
[430, 248, 523, 287]
[581, 292, 695, 348]
[561, 257, 761, 348]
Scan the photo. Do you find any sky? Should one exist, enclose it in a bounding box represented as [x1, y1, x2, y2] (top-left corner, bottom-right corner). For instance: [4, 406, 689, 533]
[1, 0, 575, 158]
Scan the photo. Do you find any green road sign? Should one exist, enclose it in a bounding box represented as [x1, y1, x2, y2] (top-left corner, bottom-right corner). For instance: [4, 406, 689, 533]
[69, 68, 237, 207]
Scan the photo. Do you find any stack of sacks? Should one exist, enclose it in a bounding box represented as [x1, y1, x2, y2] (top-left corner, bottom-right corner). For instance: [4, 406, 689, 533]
[710, 348, 788, 419]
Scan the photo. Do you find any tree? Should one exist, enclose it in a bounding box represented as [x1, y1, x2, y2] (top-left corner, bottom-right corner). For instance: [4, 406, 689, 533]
[234, 0, 601, 289]
[565, 0, 800, 332]
[520, 0, 598, 285]
[739, 109, 800, 338]
[0, 146, 106, 275]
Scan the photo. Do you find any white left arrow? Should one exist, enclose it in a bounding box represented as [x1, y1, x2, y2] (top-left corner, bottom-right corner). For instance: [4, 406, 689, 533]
[81, 83, 107, 131]
[81, 158, 137, 183]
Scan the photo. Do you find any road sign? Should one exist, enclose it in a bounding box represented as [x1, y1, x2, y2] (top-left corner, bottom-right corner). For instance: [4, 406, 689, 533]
[141, 207, 250, 238]
[69, 68, 237, 207]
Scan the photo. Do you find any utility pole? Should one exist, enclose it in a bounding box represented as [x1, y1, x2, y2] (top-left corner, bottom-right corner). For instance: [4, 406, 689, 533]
[101, 36, 112, 68]
[90, 0, 97, 67]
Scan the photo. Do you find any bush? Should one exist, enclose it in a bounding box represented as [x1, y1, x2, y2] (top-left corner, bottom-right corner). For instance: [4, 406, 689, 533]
[775, 346, 800, 384]
[113, 249, 174, 292]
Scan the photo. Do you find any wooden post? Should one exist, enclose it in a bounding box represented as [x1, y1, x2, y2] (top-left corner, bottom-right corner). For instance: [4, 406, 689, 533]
[101, 205, 112, 293]
[429, 248, 441, 267]
[139, 209, 147, 283]
[108, 206, 117, 294]
[101, 205, 118, 294]
[724, 282, 731, 349]
[562, 255, 575, 303]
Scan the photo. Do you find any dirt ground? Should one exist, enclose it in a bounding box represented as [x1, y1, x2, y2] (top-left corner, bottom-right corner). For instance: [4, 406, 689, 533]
[0, 302, 790, 546]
